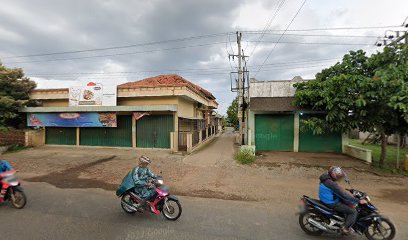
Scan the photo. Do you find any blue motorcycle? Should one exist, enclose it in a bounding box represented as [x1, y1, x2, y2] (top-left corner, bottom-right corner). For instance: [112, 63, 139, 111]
[298, 189, 396, 240]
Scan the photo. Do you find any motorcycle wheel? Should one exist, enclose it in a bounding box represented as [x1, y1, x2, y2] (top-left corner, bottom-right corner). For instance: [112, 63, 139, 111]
[162, 199, 182, 221]
[10, 189, 27, 209]
[364, 218, 396, 240]
[298, 210, 324, 236]
[121, 193, 137, 214]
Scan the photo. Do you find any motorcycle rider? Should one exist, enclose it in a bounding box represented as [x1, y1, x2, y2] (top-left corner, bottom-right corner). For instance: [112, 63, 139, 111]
[0, 160, 13, 173]
[319, 166, 367, 235]
[0, 160, 13, 202]
[133, 156, 158, 208]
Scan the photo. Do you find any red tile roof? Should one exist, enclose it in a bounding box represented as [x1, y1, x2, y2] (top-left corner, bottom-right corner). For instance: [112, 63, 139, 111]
[118, 74, 216, 100]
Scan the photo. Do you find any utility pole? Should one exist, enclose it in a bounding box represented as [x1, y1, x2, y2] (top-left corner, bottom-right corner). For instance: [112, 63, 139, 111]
[237, 32, 244, 145]
[229, 32, 248, 145]
[376, 19, 408, 47]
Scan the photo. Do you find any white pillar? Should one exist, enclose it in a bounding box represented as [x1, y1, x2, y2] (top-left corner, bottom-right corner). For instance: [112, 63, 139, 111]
[293, 112, 299, 152]
[187, 133, 193, 153]
[132, 116, 136, 148]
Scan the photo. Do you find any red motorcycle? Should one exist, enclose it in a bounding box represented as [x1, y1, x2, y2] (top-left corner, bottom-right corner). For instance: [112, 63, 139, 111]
[116, 177, 182, 221]
[0, 169, 27, 209]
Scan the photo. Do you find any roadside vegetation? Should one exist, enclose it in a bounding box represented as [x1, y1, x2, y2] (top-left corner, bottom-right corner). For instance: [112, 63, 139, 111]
[4, 144, 28, 153]
[349, 139, 408, 174]
[234, 148, 256, 164]
[294, 45, 408, 169]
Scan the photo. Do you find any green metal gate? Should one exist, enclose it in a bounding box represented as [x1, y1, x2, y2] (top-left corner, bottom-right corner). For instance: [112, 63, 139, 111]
[137, 115, 174, 148]
[299, 114, 342, 153]
[45, 127, 76, 145]
[255, 114, 294, 151]
[80, 115, 132, 147]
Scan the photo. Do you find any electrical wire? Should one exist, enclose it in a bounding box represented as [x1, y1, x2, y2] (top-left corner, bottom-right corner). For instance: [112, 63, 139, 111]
[254, 0, 307, 77]
[27, 57, 339, 77]
[2, 25, 399, 60]
[29, 63, 334, 81]
[2, 33, 230, 59]
[5, 41, 226, 64]
[247, 40, 372, 46]
[247, 0, 286, 61]
[243, 32, 379, 38]
[247, 25, 403, 32]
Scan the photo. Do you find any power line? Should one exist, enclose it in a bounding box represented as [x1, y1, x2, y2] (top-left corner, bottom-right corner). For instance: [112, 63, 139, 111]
[2, 25, 399, 60]
[28, 57, 339, 77]
[247, 40, 372, 46]
[243, 32, 379, 38]
[1, 33, 230, 59]
[7, 38, 368, 65]
[254, 0, 307, 77]
[246, 25, 403, 32]
[29, 62, 334, 81]
[248, 0, 286, 61]
[5, 41, 226, 64]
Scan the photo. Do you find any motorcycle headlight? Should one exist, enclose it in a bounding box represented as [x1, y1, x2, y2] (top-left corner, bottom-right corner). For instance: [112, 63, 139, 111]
[157, 179, 164, 185]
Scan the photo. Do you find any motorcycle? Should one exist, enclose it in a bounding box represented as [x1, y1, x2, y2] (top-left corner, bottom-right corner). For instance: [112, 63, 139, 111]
[298, 188, 396, 240]
[116, 176, 182, 221]
[0, 169, 27, 209]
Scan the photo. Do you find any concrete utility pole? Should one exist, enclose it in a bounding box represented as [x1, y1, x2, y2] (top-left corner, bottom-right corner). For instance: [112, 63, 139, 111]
[376, 19, 408, 47]
[229, 32, 248, 145]
[236, 32, 244, 145]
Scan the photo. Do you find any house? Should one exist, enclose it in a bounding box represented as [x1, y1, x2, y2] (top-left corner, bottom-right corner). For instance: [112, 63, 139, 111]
[22, 74, 219, 152]
[247, 76, 346, 153]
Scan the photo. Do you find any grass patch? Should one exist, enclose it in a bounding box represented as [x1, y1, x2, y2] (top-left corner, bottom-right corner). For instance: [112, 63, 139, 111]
[349, 139, 408, 170]
[234, 148, 256, 164]
[3, 144, 28, 154]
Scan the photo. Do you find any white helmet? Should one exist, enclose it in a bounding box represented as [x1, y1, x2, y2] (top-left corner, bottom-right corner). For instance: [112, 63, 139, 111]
[139, 155, 151, 164]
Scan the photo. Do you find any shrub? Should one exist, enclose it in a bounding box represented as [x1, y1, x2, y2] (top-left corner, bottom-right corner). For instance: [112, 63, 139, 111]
[235, 148, 256, 164]
[4, 144, 27, 154]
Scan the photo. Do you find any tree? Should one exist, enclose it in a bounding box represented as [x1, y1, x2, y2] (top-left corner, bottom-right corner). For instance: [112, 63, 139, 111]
[0, 63, 37, 128]
[294, 46, 408, 167]
[226, 97, 239, 127]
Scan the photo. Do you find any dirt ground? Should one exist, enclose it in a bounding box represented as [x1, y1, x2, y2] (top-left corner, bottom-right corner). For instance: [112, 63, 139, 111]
[2, 130, 408, 236]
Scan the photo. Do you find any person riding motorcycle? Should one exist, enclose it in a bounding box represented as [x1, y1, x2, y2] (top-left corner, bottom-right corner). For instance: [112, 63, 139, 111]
[0, 160, 13, 201]
[0, 160, 13, 174]
[319, 166, 367, 235]
[133, 156, 158, 207]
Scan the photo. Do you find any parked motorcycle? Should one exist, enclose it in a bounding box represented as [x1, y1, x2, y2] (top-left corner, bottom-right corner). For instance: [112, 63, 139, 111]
[0, 169, 27, 209]
[298, 188, 396, 240]
[116, 176, 182, 221]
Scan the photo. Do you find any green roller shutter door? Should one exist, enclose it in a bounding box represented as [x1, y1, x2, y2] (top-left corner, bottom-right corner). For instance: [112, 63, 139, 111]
[299, 114, 342, 153]
[255, 114, 294, 151]
[80, 115, 132, 147]
[137, 115, 174, 148]
[46, 127, 76, 145]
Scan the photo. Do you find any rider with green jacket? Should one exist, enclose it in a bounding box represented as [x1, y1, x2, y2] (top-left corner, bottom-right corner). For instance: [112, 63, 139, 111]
[133, 156, 158, 206]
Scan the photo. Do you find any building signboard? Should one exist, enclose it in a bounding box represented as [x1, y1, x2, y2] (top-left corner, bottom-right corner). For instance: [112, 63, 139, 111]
[27, 112, 117, 127]
[69, 82, 116, 106]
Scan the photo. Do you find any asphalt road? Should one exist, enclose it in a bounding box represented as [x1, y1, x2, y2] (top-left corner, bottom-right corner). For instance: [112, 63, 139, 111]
[0, 182, 348, 240]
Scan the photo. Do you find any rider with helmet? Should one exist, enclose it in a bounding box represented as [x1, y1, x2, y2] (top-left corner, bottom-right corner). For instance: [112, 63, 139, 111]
[0, 160, 13, 174]
[319, 166, 367, 234]
[133, 156, 158, 207]
[0, 160, 13, 202]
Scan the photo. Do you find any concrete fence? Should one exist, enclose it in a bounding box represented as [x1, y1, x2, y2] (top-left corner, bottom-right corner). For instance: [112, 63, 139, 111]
[344, 145, 372, 163]
[25, 129, 45, 147]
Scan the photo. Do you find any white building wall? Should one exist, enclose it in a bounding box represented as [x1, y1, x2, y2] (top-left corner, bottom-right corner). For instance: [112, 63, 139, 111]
[249, 76, 309, 98]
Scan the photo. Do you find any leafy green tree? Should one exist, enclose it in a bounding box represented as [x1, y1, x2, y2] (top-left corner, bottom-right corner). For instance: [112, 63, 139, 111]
[294, 46, 408, 167]
[0, 63, 37, 128]
[226, 97, 238, 127]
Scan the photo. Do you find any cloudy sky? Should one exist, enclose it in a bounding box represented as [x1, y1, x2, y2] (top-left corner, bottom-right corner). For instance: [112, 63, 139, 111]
[0, 0, 407, 114]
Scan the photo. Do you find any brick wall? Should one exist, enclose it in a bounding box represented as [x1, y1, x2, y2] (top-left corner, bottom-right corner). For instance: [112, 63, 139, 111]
[0, 129, 26, 146]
